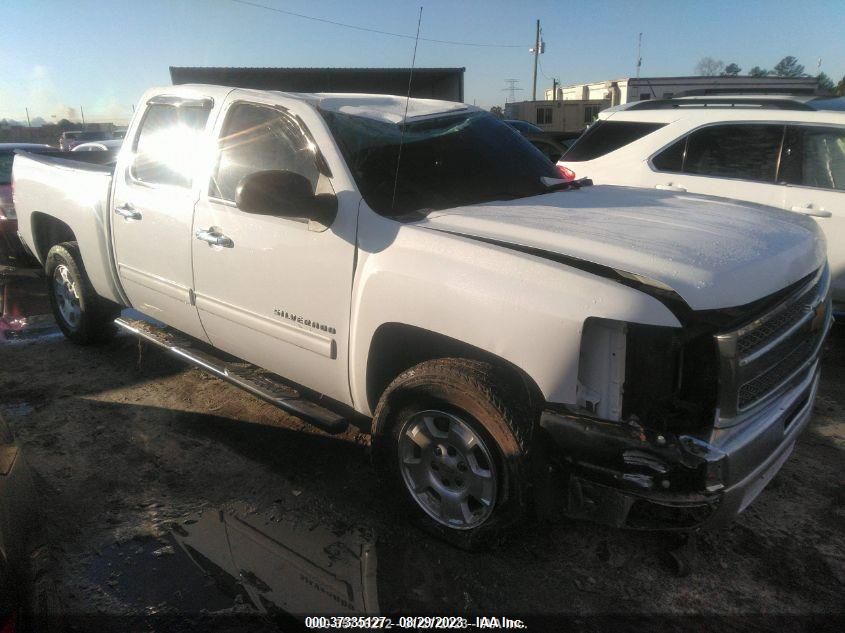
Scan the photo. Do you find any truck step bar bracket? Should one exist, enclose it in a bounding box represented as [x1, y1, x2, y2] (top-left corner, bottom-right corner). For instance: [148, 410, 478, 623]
[115, 315, 348, 434]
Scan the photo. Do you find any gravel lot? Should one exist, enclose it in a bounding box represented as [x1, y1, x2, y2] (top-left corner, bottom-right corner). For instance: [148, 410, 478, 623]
[0, 279, 843, 631]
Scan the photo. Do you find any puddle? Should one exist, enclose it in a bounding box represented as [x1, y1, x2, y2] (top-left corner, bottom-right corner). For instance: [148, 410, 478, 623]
[86, 532, 243, 614]
[77, 503, 386, 628]
[168, 504, 376, 616]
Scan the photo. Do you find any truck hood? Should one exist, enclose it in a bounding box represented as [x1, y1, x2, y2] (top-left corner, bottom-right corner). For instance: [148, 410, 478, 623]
[416, 185, 826, 311]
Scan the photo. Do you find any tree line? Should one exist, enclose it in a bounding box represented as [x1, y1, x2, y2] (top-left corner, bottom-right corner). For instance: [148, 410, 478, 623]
[695, 56, 843, 95]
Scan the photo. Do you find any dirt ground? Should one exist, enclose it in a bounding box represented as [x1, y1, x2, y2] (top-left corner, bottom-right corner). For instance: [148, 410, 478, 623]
[0, 298, 843, 630]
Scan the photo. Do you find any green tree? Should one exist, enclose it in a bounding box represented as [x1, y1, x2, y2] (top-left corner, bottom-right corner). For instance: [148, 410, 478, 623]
[695, 57, 724, 76]
[722, 63, 742, 76]
[836, 75, 845, 96]
[489, 106, 504, 119]
[772, 56, 805, 77]
[816, 72, 835, 94]
[749, 66, 770, 77]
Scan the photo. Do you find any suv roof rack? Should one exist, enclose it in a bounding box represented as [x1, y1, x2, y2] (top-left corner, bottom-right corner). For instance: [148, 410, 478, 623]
[625, 97, 815, 111]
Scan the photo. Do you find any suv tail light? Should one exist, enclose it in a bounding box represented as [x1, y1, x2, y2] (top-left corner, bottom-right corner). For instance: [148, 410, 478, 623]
[556, 164, 576, 181]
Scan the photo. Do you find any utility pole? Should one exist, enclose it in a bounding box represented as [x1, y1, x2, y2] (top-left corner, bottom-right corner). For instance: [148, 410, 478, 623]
[552, 78, 558, 101]
[80, 106, 86, 128]
[25, 107, 32, 141]
[531, 19, 540, 101]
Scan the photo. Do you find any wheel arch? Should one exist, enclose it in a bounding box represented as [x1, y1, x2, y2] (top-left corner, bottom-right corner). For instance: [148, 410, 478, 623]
[30, 212, 77, 264]
[365, 322, 545, 421]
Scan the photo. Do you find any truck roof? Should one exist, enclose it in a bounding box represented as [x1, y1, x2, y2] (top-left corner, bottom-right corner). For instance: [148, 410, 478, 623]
[151, 84, 473, 124]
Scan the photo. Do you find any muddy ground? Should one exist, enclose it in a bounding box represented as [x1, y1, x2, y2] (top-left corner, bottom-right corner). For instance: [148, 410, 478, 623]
[0, 297, 843, 630]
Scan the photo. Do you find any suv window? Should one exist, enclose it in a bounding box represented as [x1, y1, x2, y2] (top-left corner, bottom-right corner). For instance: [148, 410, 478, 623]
[562, 121, 665, 161]
[683, 124, 783, 182]
[210, 103, 320, 202]
[780, 125, 845, 191]
[131, 103, 210, 188]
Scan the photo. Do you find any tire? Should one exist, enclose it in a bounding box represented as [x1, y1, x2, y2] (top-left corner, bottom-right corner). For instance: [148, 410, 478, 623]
[372, 358, 534, 549]
[45, 242, 119, 345]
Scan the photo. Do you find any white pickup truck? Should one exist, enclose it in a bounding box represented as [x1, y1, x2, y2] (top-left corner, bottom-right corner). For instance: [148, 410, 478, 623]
[12, 84, 833, 547]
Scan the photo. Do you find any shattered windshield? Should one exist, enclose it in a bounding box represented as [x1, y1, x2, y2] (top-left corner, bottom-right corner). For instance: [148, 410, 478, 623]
[320, 109, 559, 215]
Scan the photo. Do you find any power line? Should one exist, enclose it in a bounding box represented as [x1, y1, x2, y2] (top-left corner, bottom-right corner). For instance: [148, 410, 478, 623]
[227, 0, 524, 48]
[537, 56, 554, 81]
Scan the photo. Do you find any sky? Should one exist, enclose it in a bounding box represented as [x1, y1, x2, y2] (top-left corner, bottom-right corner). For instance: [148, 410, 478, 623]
[1, 0, 843, 124]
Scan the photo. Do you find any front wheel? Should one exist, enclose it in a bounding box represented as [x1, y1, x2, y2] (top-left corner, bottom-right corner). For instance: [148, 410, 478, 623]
[372, 359, 534, 549]
[45, 242, 119, 345]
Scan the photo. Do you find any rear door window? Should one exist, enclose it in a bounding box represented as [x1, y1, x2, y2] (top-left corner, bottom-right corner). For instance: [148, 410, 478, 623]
[131, 103, 210, 188]
[779, 125, 845, 191]
[682, 124, 784, 182]
[562, 120, 665, 161]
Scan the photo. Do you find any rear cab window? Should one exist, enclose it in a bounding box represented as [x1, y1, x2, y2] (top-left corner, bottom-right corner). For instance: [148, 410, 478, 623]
[562, 120, 665, 161]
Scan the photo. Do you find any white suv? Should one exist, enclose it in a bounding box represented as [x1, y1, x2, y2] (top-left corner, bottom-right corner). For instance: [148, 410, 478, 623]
[557, 96, 845, 309]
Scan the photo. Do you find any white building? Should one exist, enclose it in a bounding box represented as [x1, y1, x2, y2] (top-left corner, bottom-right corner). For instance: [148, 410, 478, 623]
[504, 99, 608, 133]
[545, 75, 820, 106]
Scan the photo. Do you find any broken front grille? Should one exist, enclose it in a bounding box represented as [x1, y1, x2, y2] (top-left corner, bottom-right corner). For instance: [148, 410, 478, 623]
[715, 265, 831, 423]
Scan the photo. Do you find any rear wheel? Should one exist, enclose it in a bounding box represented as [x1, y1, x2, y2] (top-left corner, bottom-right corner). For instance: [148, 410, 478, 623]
[373, 358, 533, 549]
[45, 242, 119, 345]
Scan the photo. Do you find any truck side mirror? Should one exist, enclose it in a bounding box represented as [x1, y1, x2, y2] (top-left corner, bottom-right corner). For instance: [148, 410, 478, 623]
[235, 170, 335, 223]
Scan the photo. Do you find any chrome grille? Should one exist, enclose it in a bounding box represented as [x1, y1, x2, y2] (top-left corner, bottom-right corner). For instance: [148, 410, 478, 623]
[736, 275, 822, 356]
[715, 265, 831, 424]
[737, 337, 817, 409]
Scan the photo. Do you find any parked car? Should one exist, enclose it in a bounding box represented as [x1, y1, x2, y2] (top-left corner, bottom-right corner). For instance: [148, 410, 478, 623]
[504, 119, 570, 162]
[13, 85, 832, 546]
[503, 119, 545, 135]
[0, 143, 53, 264]
[59, 130, 112, 152]
[58, 131, 81, 152]
[556, 95, 845, 310]
[71, 139, 123, 152]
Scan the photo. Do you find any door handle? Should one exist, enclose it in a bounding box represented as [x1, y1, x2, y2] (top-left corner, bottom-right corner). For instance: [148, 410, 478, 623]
[656, 184, 687, 192]
[195, 228, 234, 248]
[790, 205, 832, 218]
[115, 204, 142, 220]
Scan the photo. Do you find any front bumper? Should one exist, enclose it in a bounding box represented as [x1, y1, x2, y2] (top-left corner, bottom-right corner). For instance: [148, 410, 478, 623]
[539, 362, 821, 531]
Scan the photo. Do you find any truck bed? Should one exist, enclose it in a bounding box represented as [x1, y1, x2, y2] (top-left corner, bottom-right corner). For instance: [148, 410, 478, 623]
[13, 150, 124, 304]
